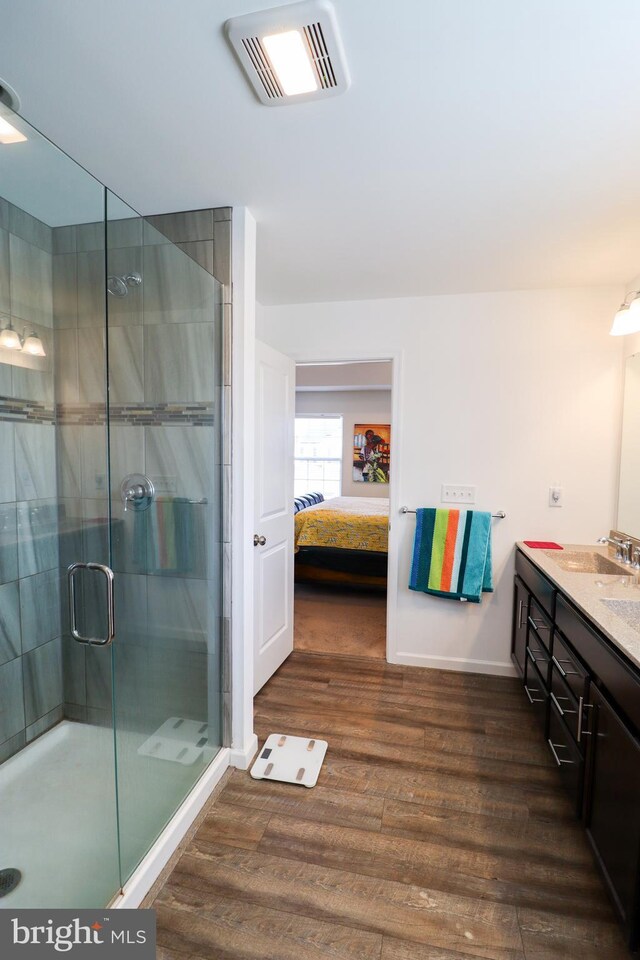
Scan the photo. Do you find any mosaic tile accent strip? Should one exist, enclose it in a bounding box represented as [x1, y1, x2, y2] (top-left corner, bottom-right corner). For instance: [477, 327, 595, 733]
[57, 402, 215, 427]
[0, 396, 55, 425]
[0, 397, 214, 427]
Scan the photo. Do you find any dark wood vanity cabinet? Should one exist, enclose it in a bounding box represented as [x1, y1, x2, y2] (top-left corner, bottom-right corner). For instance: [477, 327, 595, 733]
[511, 548, 640, 950]
[585, 684, 640, 944]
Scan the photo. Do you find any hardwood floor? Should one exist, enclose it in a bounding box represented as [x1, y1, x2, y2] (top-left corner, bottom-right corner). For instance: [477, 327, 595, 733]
[294, 584, 387, 658]
[149, 652, 630, 960]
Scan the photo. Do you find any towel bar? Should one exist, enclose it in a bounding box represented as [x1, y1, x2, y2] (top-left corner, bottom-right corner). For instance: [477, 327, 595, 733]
[400, 506, 506, 519]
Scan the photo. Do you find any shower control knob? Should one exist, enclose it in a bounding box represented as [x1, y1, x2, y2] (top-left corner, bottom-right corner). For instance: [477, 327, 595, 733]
[120, 473, 155, 511]
[253, 534, 267, 546]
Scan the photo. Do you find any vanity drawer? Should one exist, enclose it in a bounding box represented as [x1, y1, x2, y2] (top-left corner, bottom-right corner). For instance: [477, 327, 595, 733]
[527, 597, 553, 652]
[550, 664, 583, 748]
[516, 551, 555, 619]
[556, 595, 640, 735]
[524, 655, 549, 731]
[548, 697, 583, 815]
[526, 626, 550, 687]
[551, 631, 589, 704]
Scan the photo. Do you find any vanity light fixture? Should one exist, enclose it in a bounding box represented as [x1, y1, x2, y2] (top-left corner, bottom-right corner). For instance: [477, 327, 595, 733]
[0, 322, 23, 350]
[225, 0, 350, 106]
[0, 322, 46, 356]
[22, 332, 46, 357]
[610, 292, 640, 336]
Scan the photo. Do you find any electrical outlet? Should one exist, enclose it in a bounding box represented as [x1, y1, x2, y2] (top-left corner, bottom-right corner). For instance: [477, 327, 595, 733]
[441, 484, 476, 504]
[549, 486, 563, 507]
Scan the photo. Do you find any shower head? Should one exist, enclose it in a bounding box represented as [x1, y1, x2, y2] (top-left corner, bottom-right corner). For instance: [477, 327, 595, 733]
[107, 271, 142, 298]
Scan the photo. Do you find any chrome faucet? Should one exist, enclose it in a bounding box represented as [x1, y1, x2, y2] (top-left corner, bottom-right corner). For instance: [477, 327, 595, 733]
[597, 536, 633, 564]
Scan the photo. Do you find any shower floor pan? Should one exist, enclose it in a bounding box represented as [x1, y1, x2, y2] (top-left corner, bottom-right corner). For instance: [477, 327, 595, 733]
[0, 719, 216, 908]
[0, 722, 119, 908]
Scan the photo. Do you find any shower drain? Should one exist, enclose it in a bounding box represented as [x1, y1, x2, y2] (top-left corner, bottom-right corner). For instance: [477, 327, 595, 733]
[0, 868, 21, 897]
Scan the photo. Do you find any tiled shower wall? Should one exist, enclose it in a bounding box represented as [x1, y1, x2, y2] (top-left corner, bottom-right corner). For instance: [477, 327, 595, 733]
[0, 202, 232, 765]
[0, 199, 63, 763]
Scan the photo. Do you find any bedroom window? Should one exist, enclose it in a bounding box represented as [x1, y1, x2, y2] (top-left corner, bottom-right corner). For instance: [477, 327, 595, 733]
[294, 416, 343, 500]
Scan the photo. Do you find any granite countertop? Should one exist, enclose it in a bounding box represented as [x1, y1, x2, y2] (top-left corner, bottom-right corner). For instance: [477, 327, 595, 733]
[517, 542, 640, 671]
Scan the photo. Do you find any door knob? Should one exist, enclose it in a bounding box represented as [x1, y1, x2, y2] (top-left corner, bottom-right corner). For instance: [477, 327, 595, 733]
[254, 534, 267, 546]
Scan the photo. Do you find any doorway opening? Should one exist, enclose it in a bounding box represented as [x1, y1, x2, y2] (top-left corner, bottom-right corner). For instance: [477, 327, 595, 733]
[293, 360, 392, 660]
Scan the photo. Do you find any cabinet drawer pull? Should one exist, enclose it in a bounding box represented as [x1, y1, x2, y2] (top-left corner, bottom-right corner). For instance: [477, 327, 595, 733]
[518, 598, 527, 629]
[551, 654, 578, 677]
[577, 695, 583, 742]
[528, 615, 550, 633]
[550, 692, 576, 718]
[577, 697, 592, 741]
[525, 685, 544, 704]
[548, 739, 574, 766]
[527, 645, 546, 664]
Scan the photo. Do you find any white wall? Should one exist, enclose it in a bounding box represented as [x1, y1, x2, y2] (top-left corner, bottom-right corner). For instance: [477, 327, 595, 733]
[296, 361, 392, 390]
[258, 286, 625, 674]
[296, 389, 392, 498]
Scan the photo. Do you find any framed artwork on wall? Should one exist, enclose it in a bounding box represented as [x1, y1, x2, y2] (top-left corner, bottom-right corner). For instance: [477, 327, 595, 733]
[353, 424, 391, 484]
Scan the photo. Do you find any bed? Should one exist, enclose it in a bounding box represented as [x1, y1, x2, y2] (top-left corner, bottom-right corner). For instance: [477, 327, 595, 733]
[294, 495, 389, 589]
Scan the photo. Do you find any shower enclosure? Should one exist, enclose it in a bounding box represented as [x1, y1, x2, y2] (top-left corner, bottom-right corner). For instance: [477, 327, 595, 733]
[0, 106, 224, 906]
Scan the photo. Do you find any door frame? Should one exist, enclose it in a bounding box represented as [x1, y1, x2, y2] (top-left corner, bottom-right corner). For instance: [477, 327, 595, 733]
[280, 350, 403, 667]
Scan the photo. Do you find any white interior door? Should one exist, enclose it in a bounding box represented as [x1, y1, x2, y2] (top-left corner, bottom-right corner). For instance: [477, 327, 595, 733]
[253, 340, 295, 694]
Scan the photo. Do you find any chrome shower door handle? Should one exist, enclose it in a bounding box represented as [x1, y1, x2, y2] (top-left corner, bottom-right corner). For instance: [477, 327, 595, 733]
[67, 562, 116, 646]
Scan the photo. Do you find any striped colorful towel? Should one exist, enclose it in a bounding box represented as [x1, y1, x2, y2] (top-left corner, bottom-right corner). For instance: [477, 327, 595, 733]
[409, 508, 493, 603]
[133, 498, 198, 575]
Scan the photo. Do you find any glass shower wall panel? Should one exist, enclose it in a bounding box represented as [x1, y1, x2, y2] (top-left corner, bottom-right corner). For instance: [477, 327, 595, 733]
[0, 102, 120, 909]
[106, 195, 223, 886]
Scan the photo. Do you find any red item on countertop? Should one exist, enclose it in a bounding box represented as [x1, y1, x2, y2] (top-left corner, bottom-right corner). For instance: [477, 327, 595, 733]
[523, 541, 563, 549]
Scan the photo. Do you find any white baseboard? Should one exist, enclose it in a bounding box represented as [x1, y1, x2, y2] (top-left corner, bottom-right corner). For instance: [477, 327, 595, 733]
[112, 747, 230, 909]
[230, 733, 259, 770]
[392, 651, 517, 677]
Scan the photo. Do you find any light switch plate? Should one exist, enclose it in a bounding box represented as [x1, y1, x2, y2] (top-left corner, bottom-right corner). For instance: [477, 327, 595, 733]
[441, 484, 476, 504]
[549, 486, 563, 507]
[151, 475, 177, 495]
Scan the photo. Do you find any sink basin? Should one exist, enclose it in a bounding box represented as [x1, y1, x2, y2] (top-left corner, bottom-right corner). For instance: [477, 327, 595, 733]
[545, 551, 627, 575]
[601, 598, 640, 631]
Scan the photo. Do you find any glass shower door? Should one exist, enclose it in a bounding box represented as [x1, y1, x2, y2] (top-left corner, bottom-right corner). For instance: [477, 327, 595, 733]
[105, 193, 223, 886]
[56, 206, 121, 904]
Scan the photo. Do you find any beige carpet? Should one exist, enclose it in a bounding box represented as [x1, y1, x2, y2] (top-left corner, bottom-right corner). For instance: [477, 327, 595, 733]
[294, 583, 387, 659]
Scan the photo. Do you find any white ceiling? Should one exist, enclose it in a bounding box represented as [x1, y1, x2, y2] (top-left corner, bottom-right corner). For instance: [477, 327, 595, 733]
[1, 0, 640, 305]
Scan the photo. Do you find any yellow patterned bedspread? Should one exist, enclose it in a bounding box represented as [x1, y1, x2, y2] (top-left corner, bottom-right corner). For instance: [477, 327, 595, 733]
[294, 497, 389, 553]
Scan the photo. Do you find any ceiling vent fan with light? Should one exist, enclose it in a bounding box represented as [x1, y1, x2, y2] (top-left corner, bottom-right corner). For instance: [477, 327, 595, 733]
[224, 0, 350, 106]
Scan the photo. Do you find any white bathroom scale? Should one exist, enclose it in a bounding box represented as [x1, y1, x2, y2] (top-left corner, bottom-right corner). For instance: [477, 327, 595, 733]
[138, 717, 214, 766]
[250, 733, 328, 788]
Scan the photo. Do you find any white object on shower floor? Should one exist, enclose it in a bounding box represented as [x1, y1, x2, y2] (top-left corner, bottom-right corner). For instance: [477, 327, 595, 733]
[138, 717, 214, 765]
[250, 733, 328, 788]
